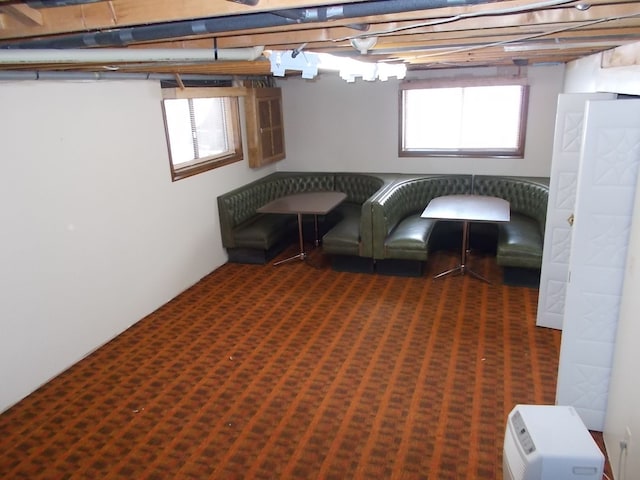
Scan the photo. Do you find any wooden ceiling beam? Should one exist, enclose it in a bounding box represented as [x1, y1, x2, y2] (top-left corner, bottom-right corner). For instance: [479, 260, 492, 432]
[401, 47, 606, 67]
[160, 2, 640, 49]
[362, 26, 639, 50]
[602, 40, 640, 66]
[0, 0, 637, 75]
[0, 0, 369, 40]
[0, 0, 603, 40]
[106, 13, 640, 66]
[344, 3, 640, 39]
[207, 21, 640, 55]
[0, 4, 42, 26]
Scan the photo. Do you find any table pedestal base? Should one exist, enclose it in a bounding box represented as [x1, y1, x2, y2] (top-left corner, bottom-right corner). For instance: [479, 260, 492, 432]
[433, 220, 491, 284]
[272, 213, 324, 266]
[274, 213, 307, 266]
[273, 251, 307, 266]
[257, 192, 346, 268]
[433, 264, 490, 283]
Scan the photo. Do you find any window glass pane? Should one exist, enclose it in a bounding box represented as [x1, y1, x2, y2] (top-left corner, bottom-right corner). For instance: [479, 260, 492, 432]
[404, 88, 463, 149]
[161, 91, 243, 181]
[163, 99, 195, 165]
[461, 86, 522, 149]
[400, 83, 527, 157]
[192, 98, 230, 159]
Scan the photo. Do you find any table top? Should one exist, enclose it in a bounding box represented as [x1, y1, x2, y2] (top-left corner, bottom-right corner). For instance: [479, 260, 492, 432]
[257, 191, 347, 215]
[421, 194, 510, 223]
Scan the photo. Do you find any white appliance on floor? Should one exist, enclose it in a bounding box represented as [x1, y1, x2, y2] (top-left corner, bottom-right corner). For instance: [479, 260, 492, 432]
[503, 405, 604, 480]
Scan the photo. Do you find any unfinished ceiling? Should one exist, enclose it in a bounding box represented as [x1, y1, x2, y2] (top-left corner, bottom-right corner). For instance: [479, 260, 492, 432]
[0, 0, 638, 78]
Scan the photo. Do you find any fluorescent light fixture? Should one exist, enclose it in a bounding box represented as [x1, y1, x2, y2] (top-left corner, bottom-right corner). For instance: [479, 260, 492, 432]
[269, 50, 318, 79]
[268, 49, 406, 82]
[317, 52, 406, 82]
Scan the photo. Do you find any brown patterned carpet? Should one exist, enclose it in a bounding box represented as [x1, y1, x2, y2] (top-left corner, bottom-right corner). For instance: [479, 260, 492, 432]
[0, 248, 609, 479]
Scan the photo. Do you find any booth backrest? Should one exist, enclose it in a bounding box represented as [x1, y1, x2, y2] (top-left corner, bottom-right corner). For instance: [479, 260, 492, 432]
[218, 172, 549, 261]
[334, 173, 386, 204]
[370, 175, 472, 259]
[472, 176, 549, 234]
[217, 171, 387, 250]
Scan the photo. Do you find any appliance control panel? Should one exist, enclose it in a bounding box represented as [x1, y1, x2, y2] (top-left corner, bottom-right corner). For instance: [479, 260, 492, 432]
[511, 410, 536, 454]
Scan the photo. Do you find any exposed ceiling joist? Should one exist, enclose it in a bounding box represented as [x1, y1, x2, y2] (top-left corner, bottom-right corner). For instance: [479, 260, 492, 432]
[0, 0, 637, 76]
[0, 4, 42, 26]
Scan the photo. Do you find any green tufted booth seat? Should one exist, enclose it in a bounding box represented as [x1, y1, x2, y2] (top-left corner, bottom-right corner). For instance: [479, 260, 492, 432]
[370, 175, 473, 262]
[472, 176, 549, 269]
[368, 175, 549, 273]
[217, 171, 391, 264]
[217, 172, 549, 272]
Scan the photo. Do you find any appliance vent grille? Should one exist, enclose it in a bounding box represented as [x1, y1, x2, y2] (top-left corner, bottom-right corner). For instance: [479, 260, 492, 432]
[504, 420, 527, 480]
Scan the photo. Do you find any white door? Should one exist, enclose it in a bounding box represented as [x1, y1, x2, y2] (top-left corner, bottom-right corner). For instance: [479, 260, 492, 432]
[556, 98, 640, 431]
[604, 147, 640, 480]
[537, 93, 615, 330]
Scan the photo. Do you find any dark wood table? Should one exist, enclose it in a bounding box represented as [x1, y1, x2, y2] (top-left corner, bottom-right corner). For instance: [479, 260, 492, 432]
[257, 191, 347, 266]
[421, 194, 510, 282]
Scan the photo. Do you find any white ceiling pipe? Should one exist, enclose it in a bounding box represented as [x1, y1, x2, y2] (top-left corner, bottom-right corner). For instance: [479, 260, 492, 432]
[0, 46, 265, 64]
[0, 70, 245, 81]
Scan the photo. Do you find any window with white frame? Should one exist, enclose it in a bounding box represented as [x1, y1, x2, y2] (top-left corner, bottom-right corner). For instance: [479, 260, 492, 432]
[399, 80, 529, 158]
[161, 88, 243, 181]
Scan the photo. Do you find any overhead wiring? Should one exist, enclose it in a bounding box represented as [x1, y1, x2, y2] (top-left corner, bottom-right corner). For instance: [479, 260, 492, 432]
[405, 11, 640, 61]
[334, 0, 581, 42]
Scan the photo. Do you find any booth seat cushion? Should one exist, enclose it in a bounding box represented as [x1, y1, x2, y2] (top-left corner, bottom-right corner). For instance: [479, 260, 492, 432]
[382, 215, 438, 261]
[371, 175, 473, 260]
[219, 172, 549, 270]
[232, 213, 295, 250]
[218, 172, 389, 263]
[330, 173, 392, 257]
[472, 176, 549, 269]
[218, 172, 336, 250]
[322, 203, 362, 255]
[497, 212, 544, 268]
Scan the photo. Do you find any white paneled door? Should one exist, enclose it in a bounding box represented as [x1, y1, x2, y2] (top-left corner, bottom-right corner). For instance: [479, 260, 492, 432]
[556, 98, 640, 431]
[537, 93, 615, 330]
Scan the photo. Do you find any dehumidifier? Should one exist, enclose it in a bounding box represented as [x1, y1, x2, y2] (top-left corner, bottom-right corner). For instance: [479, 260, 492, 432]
[503, 405, 604, 480]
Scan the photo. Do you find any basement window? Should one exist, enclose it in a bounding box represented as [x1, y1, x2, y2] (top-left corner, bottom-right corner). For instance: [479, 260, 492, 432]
[399, 80, 529, 158]
[161, 88, 243, 181]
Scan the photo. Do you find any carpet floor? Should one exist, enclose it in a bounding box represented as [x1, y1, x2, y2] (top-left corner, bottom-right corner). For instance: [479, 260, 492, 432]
[0, 248, 609, 479]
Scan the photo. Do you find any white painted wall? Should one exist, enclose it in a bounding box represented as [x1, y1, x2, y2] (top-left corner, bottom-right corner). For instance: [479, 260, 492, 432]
[278, 64, 565, 177]
[564, 50, 640, 96]
[0, 79, 272, 413]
